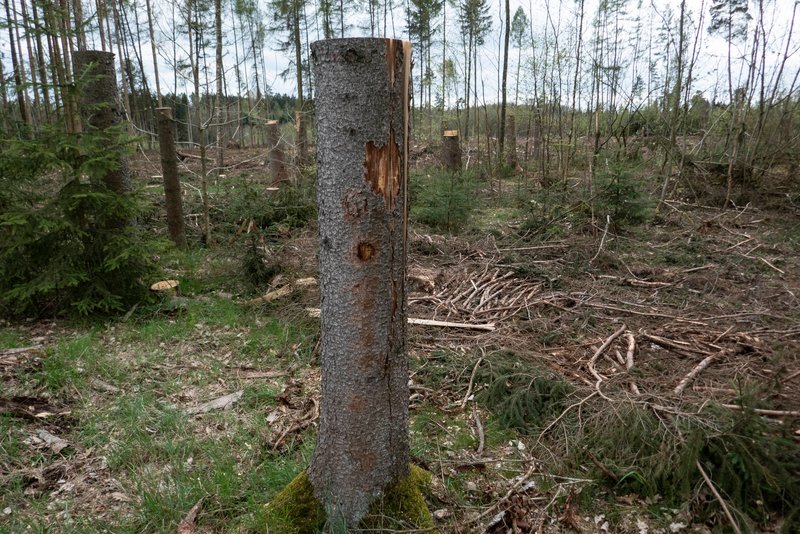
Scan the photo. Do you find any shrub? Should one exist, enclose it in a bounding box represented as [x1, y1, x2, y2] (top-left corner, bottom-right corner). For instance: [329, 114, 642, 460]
[0, 127, 162, 317]
[411, 168, 478, 232]
[595, 159, 652, 227]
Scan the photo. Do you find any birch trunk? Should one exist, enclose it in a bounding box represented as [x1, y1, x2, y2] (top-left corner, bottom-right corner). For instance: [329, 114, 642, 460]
[308, 37, 411, 527]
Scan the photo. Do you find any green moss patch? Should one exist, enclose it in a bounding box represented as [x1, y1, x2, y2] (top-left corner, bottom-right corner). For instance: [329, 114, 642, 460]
[262, 465, 438, 533]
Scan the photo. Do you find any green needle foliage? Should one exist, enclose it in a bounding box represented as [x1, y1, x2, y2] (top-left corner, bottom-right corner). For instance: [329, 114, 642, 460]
[476, 351, 573, 433]
[0, 127, 162, 317]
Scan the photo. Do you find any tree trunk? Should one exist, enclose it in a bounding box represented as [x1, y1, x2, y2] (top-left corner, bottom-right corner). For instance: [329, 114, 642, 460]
[4, 0, 30, 127]
[215, 0, 224, 176]
[157, 107, 186, 246]
[266, 120, 288, 184]
[73, 50, 130, 195]
[308, 37, 411, 528]
[442, 129, 462, 171]
[506, 114, 516, 167]
[498, 0, 510, 162]
[295, 109, 307, 167]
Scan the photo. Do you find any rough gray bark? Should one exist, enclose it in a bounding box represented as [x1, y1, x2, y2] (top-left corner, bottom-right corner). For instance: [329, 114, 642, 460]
[308, 37, 411, 527]
[506, 114, 516, 167]
[157, 107, 186, 246]
[73, 50, 131, 195]
[442, 129, 462, 171]
[266, 120, 288, 184]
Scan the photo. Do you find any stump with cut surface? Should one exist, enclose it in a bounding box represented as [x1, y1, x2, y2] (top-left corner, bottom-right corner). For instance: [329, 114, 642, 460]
[267, 120, 288, 184]
[442, 129, 462, 171]
[308, 37, 412, 527]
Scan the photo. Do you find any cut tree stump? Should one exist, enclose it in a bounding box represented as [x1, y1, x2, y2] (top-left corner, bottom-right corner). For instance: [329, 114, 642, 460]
[442, 129, 462, 171]
[306, 37, 416, 527]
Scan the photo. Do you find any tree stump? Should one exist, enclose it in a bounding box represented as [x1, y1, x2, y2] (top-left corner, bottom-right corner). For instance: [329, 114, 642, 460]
[266, 120, 288, 184]
[442, 129, 461, 171]
[156, 107, 186, 246]
[73, 50, 130, 195]
[308, 37, 412, 527]
[506, 114, 517, 168]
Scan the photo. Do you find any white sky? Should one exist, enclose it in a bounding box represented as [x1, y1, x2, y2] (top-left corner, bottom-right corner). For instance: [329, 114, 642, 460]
[1, 0, 799, 109]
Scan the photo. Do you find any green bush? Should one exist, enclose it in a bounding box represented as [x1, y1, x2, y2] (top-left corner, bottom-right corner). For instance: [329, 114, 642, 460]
[411, 168, 478, 232]
[0, 127, 162, 317]
[595, 160, 652, 227]
[217, 177, 317, 234]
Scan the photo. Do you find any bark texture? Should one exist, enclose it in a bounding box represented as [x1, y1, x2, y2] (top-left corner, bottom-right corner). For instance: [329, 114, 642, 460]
[442, 130, 462, 171]
[308, 37, 411, 527]
[506, 114, 517, 167]
[266, 120, 288, 184]
[73, 50, 130, 194]
[157, 107, 185, 246]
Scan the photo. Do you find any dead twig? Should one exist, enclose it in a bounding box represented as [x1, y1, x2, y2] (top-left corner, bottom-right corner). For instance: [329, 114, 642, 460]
[241, 278, 317, 305]
[624, 333, 640, 396]
[696, 460, 742, 534]
[472, 405, 485, 457]
[674, 353, 722, 395]
[461, 356, 484, 409]
[589, 214, 611, 264]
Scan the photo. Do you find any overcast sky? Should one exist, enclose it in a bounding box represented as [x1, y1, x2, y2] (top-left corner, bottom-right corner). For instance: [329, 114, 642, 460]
[1, 0, 799, 109]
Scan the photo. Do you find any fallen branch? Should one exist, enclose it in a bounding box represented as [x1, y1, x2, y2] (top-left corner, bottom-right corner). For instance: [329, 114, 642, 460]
[720, 405, 800, 417]
[306, 308, 495, 331]
[472, 405, 485, 457]
[589, 214, 611, 264]
[588, 325, 627, 384]
[461, 357, 484, 409]
[241, 278, 317, 306]
[674, 353, 721, 395]
[759, 257, 784, 274]
[624, 333, 640, 396]
[696, 460, 742, 534]
[641, 333, 710, 357]
[184, 390, 244, 415]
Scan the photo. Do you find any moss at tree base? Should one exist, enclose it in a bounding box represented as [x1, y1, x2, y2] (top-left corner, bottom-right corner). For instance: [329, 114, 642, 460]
[263, 464, 439, 533]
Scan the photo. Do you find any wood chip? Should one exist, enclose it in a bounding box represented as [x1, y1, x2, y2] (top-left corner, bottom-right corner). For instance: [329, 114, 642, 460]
[36, 429, 69, 453]
[177, 498, 204, 534]
[184, 390, 244, 415]
[241, 278, 317, 305]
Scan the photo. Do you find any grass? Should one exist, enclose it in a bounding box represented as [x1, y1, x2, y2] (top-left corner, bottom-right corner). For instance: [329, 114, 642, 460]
[3, 158, 800, 532]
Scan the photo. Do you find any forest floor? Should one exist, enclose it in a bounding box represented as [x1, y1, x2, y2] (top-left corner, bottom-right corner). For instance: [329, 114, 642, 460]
[1, 146, 799, 533]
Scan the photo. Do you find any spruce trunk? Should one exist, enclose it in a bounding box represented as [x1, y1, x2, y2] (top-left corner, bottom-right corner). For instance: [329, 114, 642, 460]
[308, 37, 411, 527]
[73, 50, 130, 195]
[157, 107, 185, 246]
[266, 120, 288, 184]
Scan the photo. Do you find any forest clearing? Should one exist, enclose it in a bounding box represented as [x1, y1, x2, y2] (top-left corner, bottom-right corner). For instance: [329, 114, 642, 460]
[2, 122, 799, 532]
[2, 0, 800, 528]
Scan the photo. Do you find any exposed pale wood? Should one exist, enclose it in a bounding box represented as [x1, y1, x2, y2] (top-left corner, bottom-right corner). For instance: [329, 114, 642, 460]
[184, 390, 243, 415]
[721, 405, 800, 417]
[696, 460, 742, 534]
[674, 353, 721, 395]
[241, 278, 317, 306]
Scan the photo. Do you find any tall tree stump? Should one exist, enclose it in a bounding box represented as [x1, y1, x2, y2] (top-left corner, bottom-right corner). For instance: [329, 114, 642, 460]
[156, 107, 186, 246]
[73, 50, 130, 195]
[308, 37, 412, 526]
[266, 120, 288, 184]
[506, 114, 517, 167]
[295, 109, 308, 167]
[442, 129, 461, 171]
